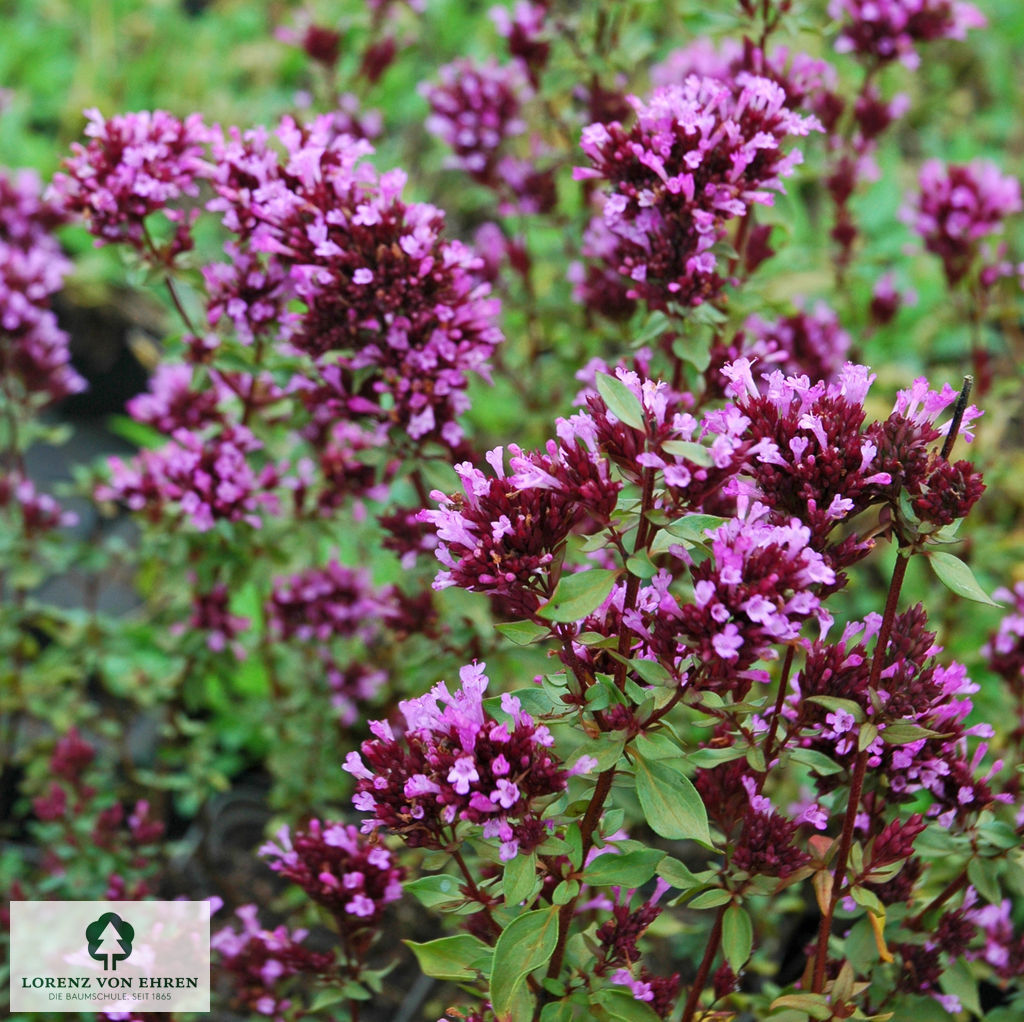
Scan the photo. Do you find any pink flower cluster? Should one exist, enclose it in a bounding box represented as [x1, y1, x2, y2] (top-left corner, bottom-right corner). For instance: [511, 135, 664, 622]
[267, 561, 395, 645]
[97, 426, 280, 532]
[830, 0, 986, 68]
[265, 561, 396, 721]
[985, 582, 1024, 690]
[211, 905, 334, 1021]
[260, 820, 404, 925]
[422, 57, 556, 215]
[596, 881, 680, 1018]
[345, 663, 578, 859]
[423, 59, 528, 184]
[51, 108, 210, 256]
[791, 607, 1001, 827]
[202, 242, 297, 347]
[696, 763, 812, 878]
[182, 582, 250, 658]
[674, 499, 835, 691]
[0, 168, 84, 402]
[0, 476, 78, 537]
[418, 434, 620, 617]
[579, 366, 743, 513]
[125, 364, 225, 434]
[207, 114, 503, 449]
[725, 359, 983, 559]
[909, 159, 1022, 287]
[652, 37, 838, 125]
[710, 302, 851, 391]
[491, 2, 550, 85]
[574, 74, 820, 310]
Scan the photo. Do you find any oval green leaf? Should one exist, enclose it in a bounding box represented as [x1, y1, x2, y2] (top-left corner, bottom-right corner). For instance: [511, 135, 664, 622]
[584, 848, 665, 888]
[722, 903, 753, 972]
[490, 907, 560, 1020]
[633, 752, 712, 846]
[538, 569, 619, 623]
[928, 551, 999, 607]
[596, 373, 646, 431]
[404, 933, 492, 981]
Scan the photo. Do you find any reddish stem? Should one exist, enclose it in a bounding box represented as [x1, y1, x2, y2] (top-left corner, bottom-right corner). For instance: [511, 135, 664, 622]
[810, 550, 909, 992]
[680, 903, 728, 1022]
[908, 869, 969, 930]
[758, 643, 797, 790]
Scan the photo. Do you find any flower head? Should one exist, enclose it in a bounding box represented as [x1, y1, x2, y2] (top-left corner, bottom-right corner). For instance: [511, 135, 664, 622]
[575, 74, 820, 310]
[830, 0, 986, 68]
[345, 663, 568, 859]
[51, 108, 210, 254]
[260, 821, 404, 926]
[419, 438, 619, 616]
[0, 168, 84, 402]
[207, 115, 503, 450]
[909, 159, 1021, 287]
[212, 905, 334, 1020]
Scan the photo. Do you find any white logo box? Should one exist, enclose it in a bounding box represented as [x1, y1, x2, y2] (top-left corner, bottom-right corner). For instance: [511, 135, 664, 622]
[10, 901, 210, 1013]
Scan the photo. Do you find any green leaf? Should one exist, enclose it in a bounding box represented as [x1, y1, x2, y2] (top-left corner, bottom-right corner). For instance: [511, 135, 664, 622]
[593, 987, 662, 1021]
[628, 658, 674, 686]
[586, 733, 627, 771]
[967, 856, 1003, 905]
[309, 988, 348, 1013]
[626, 550, 658, 579]
[403, 874, 464, 908]
[850, 885, 885, 914]
[584, 848, 665, 888]
[106, 413, 166, 450]
[539, 570, 619, 623]
[770, 993, 834, 1020]
[978, 819, 1021, 852]
[633, 752, 712, 846]
[858, 722, 880, 751]
[804, 695, 866, 721]
[596, 373, 646, 431]
[404, 934, 492, 981]
[540, 1001, 576, 1022]
[687, 888, 733, 909]
[490, 907, 560, 1020]
[671, 331, 712, 372]
[722, 903, 753, 972]
[504, 851, 539, 907]
[660, 440, 714, 467]
[552, 879, 580, 905]
[927, 551, 999, 607]
[789, 748, 844, 776]
[663, 514, 727, 544]
[687, 746, 747, 768]
[880, 722, 947, 744]
[657, 856, 706, 891]
[938, 956, 981, 1016]
[632, 310, 673, 347]
[632, 731, 683, 761]
[496, 620, 551, 645]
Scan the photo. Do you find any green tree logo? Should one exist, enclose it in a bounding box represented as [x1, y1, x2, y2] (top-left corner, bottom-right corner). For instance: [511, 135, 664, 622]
[86, 912, 135, 971]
